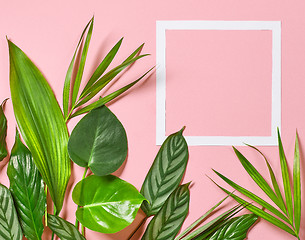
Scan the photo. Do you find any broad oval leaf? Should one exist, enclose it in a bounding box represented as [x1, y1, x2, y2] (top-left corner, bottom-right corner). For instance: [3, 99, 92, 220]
[141, 128, 188, 216]
[72, 175, 145, 233]
[48, 214, 86, 240]
[141, 183, 190, 240]
[8, 40, 70, 213]
[68, 105, 127, 176]
[0, 184, 23, 240]
[7, 132, 46, 240]
[0, 100, 8, 161]
[205, 214, 258, 240]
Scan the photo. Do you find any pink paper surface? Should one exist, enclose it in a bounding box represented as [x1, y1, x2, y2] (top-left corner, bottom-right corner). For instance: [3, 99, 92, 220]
[0, 1, 304, 240]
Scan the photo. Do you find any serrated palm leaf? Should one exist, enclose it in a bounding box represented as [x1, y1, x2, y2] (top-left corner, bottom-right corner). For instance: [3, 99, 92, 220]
[0, 100, 8, 161]
[142, 184, 190, 240]
[293, 132, 301, 234]
[141, 128, 188, 217]
[7, 132, 46, 240]
[48, 214, 86, 240]
[0, 184, 23, 240]
[8, 40, 70, 214]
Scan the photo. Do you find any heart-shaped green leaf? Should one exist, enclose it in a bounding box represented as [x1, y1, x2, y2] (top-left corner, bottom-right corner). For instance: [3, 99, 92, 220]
[47, 214, 86, 240]
[68, 105, 127, 176]
[141, 128, 188, 216]
[205, 214, 258, 240]
[141, 183, 190, 240]
[0, 100, 8, 161]
[8, 40, 70, 214]
[0, 184, 23, 240]
[7, 132, 46, 240]
[72, 175, 145, 233]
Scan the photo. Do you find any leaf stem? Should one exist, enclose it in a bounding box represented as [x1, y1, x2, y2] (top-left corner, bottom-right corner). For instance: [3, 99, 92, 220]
[127, 216, 147, 240]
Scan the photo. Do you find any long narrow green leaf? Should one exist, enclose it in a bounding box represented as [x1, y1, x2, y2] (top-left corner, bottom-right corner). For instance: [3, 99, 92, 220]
[277, 129, 294, 222]
[0, 184, 23, 240]
[141, 127, 189, 217]
[293, 132, 301, 234]
[245, 144, 287, 213]
[80, 37, 124, 97]
[0, 99, 8, 161]
[48, 214, 86, 240]
[71, 17, 94, 108]
[142, 184, 190, 240]
[213, 169, 291, 224]
[70, 67, 154, 119]
[233, 147, 286, 213]
[8, 40, 70, 214]
[76, 54, 149, 107]
[213, 181, 297, 237]
[122, 43, 144, 63]
[63, 18, 92, 118]
[7, 132, 46, 240]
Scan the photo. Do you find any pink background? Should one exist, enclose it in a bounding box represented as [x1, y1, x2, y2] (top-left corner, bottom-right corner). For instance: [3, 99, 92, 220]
[0, 1, 304, 239]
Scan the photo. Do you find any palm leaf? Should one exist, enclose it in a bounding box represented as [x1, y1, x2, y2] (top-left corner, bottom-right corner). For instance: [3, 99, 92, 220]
[0, 99, 8, 161]
[293, 132, 301, 234]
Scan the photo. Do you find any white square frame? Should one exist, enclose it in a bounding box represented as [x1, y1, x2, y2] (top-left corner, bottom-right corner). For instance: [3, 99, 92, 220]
[156, 20, 281, 146]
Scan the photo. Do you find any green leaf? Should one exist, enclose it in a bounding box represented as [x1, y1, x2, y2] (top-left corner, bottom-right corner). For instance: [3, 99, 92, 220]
[63, 18, 93, 118]
[141, 127, 189, 217]
[68, 105, 127, 176]
[141, 183, 190, 240]
[277, 129, 294, 222]
[0, 99, 8, 161]
[70, 67, 154, 118]
[0, 184, 23, 240]
[47, 214, 86, 240]
[8, 40, 70, 214]
[293, 132, 301, 234]
[205, 214, 258, 240]
[72, 175, 145, 233]
[7, 132, 46, 240]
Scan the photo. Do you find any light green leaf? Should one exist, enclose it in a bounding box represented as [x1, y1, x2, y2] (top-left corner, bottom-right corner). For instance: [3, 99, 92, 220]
[142, 184, 190, 240]
[47, 214, 86, 240]
[0, 184, 23, 240]
[141, 127, 189, 217]
[72, 175, 145, 233]
[68, 105, 127, 176]
[205, 214, 258, 240]
[7, 132, 46, 240]
[8, 40, 70, 214]
[0, 99, 8, 161]
[293, 132, 301, 234]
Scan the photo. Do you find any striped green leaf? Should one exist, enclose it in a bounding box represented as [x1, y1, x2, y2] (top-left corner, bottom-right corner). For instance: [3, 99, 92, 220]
[48, 214, 86, 240]
[142, 183, 190, 240]
[7, 132, 46, 240]
[8, 40, 70, 214]
[141, 128, 188, 216]
[0, 99, 8, 161]
[0, 184, 23, 240]
[293, 132, 301, 234]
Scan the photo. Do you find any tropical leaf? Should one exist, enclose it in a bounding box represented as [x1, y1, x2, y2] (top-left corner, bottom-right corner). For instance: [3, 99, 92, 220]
[293, 132, 301, 234]
[0, 99, 8, 161]
[7, 132, 46, 240]
[141, 127, 188, 217]
[68, 105, 127, 176]
[8, 40, 70, 214]
[0, 184, 23, 240]
[47, 214, 86, 240]
[141, 183, 190, 240]
[72, 175, 146, 233]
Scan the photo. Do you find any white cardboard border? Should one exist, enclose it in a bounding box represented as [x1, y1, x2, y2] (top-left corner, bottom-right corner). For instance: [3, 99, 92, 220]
[156, 20, 281, 146]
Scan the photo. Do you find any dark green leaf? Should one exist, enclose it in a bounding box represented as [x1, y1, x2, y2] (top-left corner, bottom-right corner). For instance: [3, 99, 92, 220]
[141, 128, 189, 216]
[68, 105, 127, 176]
[72, 175, 145, 233]
[7, 132, 46, 240]
[293, 132, 301, 234]
[0, 184, 23, 240]
[142, 183, 190, 240]
[8, 40, 70, 214]
[48, 214, 86, 240]
[205, 214, 258, 240]
[0, 99, 8, 161]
